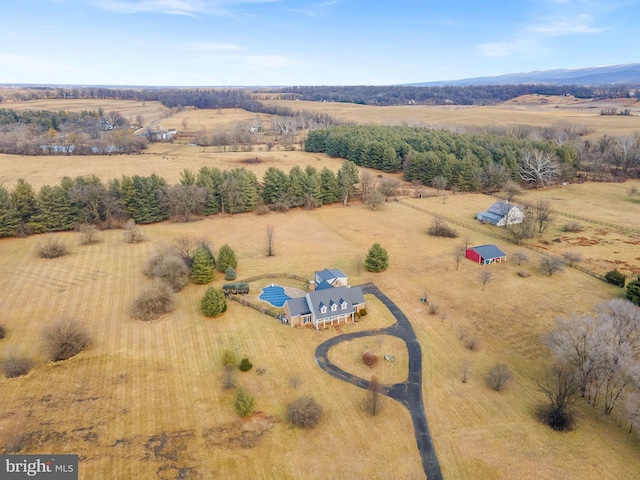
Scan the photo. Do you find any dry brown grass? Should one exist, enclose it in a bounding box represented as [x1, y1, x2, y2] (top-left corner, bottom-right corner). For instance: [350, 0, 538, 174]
[266, 98, 640, 139]
[0, 191, 639, 478]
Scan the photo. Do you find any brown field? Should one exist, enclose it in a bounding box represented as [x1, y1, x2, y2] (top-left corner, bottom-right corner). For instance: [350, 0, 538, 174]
[266, 97, 640, 138]
[1, 98, 640, 479]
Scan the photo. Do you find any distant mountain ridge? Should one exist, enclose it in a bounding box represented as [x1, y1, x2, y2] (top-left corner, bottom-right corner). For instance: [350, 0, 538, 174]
[409, 63, 640, 87]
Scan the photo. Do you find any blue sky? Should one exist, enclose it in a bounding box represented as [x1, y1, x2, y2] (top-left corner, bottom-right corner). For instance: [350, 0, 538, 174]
[1, 0, 639, 86]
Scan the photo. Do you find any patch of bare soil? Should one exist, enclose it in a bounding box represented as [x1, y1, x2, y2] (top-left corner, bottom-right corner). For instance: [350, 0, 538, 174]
[564, 237, 600, 247]
[240, 157, 263, 164]
[203, 412, 279, 449]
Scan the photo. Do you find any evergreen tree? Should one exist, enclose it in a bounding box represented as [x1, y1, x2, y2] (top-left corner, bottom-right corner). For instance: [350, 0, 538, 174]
[191, 246, 215, 284]
[10, 178, 37, 225]
[365, 243, 389, 272]
[120, 174, 169, 223]
[234, 388, 254, 417]
[288, 165, 306, 207]
[225, 266, 237, 281]
[200, 286, 227, 317]
[319, 167, 339, 204]
[29, 184, 80, 232]
[302, 165, 323, 209]
[627, 278, 640, 306]
[217, 244, 238, 272]
[196, 166, 223, 215]
[0, 184, 20, 237]
[336, 160, 360, 205]
[262, 167, 290, 205]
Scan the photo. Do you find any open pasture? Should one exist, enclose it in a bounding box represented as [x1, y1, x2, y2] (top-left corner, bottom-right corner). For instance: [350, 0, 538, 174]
[265, 97, 640, 138]
[1, 192, 639, 478]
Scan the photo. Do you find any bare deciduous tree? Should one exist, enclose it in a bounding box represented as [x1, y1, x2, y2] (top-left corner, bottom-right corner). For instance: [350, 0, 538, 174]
[535, 366, 580, 431]
[266, 224, 275, 256]
[367, 374, 382, 416]
[479, 269, 493, 290]
[453, 244, 466, 270]
[519, 149, 561, 188]
[562, 252, 583, 268]
[512, 251, 529, 265]
[533, 200, 554, 234]
[432, 175, 448, 196]
[486, 363, 512, 391]
[539, 256, 565, 276]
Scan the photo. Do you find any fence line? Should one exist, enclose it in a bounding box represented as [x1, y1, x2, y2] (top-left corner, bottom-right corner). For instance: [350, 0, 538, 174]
[238, 272, 308, 284]
[397, 199, 609, 283]
[227, 295, 279, 318]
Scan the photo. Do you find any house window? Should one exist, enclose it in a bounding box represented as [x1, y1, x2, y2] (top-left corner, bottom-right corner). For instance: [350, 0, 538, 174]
[331, 304, 337, 312]
[320, 306, 327, 314]
[340, 301, 347, 309]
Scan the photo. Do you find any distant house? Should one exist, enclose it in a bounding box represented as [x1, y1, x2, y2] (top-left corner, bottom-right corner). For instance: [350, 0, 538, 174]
[477, 200, 524, 226]
[146, 127, 177, 142]
[466, 245, 507, 265]
[284, 285, 366, 330]
[310, 269, 348, 291]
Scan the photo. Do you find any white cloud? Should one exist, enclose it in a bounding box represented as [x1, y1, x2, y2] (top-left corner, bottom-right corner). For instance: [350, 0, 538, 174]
[93, 0, 281, 16]
[527, 14, 604, 35]
[184, 41, 243, 52]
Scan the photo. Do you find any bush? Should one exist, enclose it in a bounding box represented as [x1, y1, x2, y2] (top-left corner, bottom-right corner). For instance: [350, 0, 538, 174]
[234, 388, 255, 418]
[239, 357, 253, 372]
[123, 219, 145, 243]
[287, 396, 323, 429]
[627, 278, 640, 306]
[144, 247, 190, 292]
[130, 281, 176, 321]
[358, 308, 367, 317]
[37, 235, 69, 259]
[605, 269, 626, 288]
[221, 349, 238, 367]
[2, 355, 34, 378]
[564, 221, 583, 233]
[225, 266, 237, 281]
[428, 216, 458, 238]
[78, 223, 99, 245]
[486, 363, 512, 391]
[0, 324, 6, 339]
[42, 319, 91, 361]
[200, 287, 227, 317]
[362, 351, 379, 368]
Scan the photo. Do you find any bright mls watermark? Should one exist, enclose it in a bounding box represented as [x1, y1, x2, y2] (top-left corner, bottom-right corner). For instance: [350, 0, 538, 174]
[1, 455, 78, 479]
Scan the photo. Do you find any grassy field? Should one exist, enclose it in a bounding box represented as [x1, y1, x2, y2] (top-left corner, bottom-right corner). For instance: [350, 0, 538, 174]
[1, 193, 639, 479]
[1, 98, 640, 479]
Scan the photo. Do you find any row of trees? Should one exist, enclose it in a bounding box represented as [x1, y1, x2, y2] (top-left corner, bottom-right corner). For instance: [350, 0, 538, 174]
[305, 125, 579, 190]
[0, 161, 363, 236]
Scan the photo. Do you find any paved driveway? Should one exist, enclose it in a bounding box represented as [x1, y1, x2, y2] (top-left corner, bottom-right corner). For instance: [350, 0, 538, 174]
[315, 283, 443, 480]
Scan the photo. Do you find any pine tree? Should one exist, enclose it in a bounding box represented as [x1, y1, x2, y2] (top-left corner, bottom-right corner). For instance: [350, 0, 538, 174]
[365, 243, 389, 273]
[191, 246, 215, 284]
[0, 184, 20, 237]
[200, 287, 227, 317]
[319, 167, 339, 204]
[262, 167, 289, 205]
[195, 166, 223, 215]
[29, 184, 80, 232]
[217, 244, 238, 273]
[225, 266, 237, 281]
[336, 160, 360, 205]
[627, 278, 640, 306]
[10, 178, 37, 225]
[234, 388, 254, 418]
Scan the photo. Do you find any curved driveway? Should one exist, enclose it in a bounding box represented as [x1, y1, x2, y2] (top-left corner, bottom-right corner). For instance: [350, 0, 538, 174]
[315, 283, 443, 480]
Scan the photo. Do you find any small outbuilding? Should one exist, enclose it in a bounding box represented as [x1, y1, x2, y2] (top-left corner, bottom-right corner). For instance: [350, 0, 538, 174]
[477, 200, 524, 226]
[466, 245, 506, 265]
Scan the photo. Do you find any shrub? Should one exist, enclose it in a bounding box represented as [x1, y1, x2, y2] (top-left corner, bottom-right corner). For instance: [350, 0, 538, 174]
[144, 247, 190, 292]
[42, 319, 91, 361]
[0, 324, 6, 340]
[123, 219, 145, 243]
[518, 270, 531, 278]
[234, 388, 255, 418]
[358, 308, 367, 317]
[200, 287, 227, 317]
[428, 216, 458, 238]
[221, 349, 239, 367]
[2, 355, 34, 378]
[627, 278, 640, 306]
[287, 396, 323, 429]
[78, 223, 99, 245]
[239, 357, 253, 372]
[225, 266, 237, 281]
[605, 269, 626, 288]
[486, 364, 512, 391]
[130, 281, 176, 321]
[362, 351, 379, 368]
[564, 221, 583, 233]
[37, 235, 69, 259]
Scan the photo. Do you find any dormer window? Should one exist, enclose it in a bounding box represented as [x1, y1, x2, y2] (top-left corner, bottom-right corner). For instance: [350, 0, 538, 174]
[340, 300, 348, 309]
[331, 303, 337, 312]
[320, 303, 327, 314]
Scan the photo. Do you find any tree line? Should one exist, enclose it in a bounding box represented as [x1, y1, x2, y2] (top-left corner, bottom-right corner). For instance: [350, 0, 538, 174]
[0, 107, 147, 155]
[0, 162, 362, 236]
[305, 125, 579, 191]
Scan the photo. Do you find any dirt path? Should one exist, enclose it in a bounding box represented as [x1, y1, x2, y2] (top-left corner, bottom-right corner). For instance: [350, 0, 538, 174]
[315, 283, 442, 480]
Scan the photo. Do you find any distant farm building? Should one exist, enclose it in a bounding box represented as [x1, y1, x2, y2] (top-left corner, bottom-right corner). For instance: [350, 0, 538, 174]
[146, 127, 177, 142]
[466, 245, 507, 265]
[477, 200, 524, 226]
